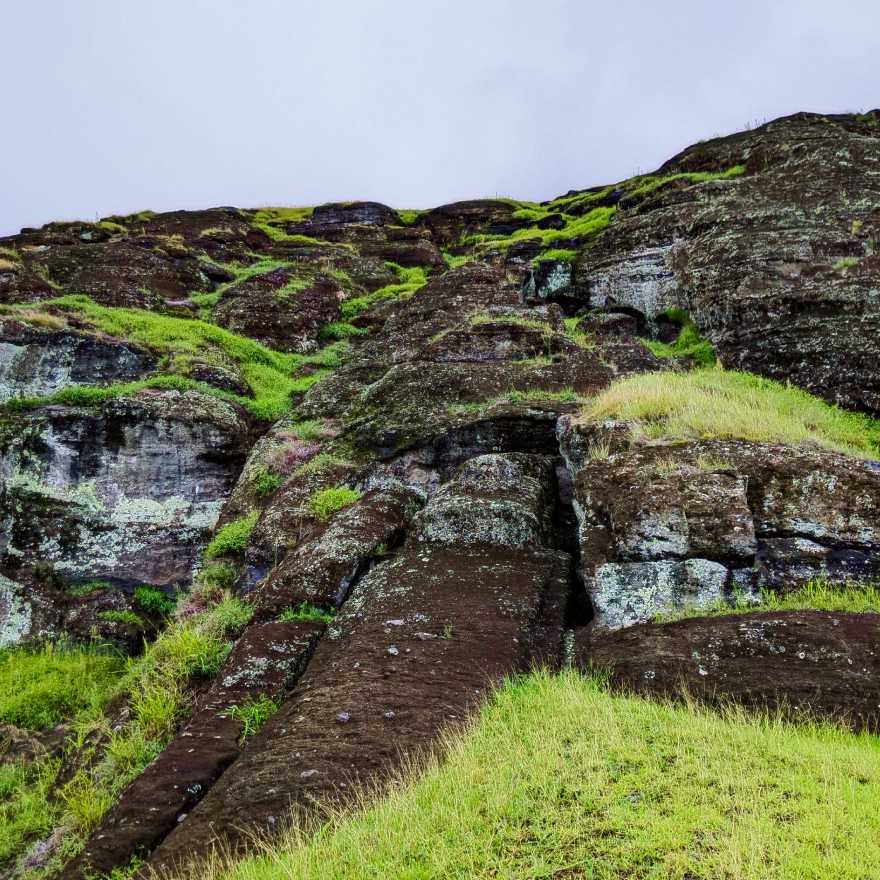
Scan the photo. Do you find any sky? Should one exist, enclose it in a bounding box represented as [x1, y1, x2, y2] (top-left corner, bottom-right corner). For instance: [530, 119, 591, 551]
[2, 0, 879, 235]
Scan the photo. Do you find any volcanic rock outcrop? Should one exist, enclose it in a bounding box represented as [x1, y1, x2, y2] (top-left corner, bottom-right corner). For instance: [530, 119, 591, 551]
[1, 110, 879, 878]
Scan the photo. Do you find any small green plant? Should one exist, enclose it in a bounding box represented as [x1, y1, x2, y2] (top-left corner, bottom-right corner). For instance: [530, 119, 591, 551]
[134, 585, 177, 616]
[221, 695, 280, 741]
[98, 610, 144, 628]
[205, 512, 259, 558]
[251, 466, 283, 498]
[308, 486, 362, 520]
[833, 256, 859, 272]
[641, 311, 715, 367]
[319, 321, 370, 340]
[67, 579, 112, 598]
[339, 266, 427, 319]
[586, 438, 612, 461]
[651, 456, 679, 478]
[694, 454, 733, 472]
[58, 770, 113, 833]
[278, 602, 335, 625]
[562, 316, 593, 349]
[198, 562, 238, 590]
[532, 248, 578, 266]
[442, 252, 473, 269]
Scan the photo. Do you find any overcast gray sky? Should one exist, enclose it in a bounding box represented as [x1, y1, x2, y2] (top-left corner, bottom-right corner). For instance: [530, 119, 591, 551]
[2, 0, 878, 235]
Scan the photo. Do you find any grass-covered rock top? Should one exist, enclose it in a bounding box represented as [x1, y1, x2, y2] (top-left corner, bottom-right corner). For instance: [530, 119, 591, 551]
[582, 369, 880, 458]
[0, 295, 351, 420]
[655, 579, 880, 623]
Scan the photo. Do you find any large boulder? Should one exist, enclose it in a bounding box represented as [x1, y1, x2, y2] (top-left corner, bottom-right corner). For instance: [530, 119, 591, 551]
[560, 433, 880, 629]
[579, 610, 880, 731]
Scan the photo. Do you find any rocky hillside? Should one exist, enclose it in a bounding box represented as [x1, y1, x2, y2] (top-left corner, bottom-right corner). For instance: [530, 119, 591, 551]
[1, 110, 879, 878]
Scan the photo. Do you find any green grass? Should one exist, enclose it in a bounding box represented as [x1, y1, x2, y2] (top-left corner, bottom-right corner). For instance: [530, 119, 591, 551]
[205, 513, 259, 559]
[449, 387, 584, 416]
[44, 295, 306, 420]
[308, 486, 362, 520]
[248, 207, 317, 242]
[0, 593, 253, 869]
[641, 313, 716, 367]
[67, 579, 112, 598]
[562, 316, 593, 349]
[531, 248, 578, 266]
[0, 758, 61, 864]
[278, 602, 335, 625]
[97, 610, 145, 628]
[441, 252, 476, 270]
[396, 209, 422, 226]
[195, 669, 880, 880]
[833, 257, 859, 271]
[251, 466, 284, 498]
[134, 585, 177, 616]
[582, 369, 880, 457]
[340, 265, 428, 319]
[464, 206, 616, 251]
[221, 696, 281, 741]
[319, 321, 371, 341]
[0, 644, 124, 730]
[657, 579, 880, 622]
[0, 294, 349, 421]
[625, 164, 746, 200]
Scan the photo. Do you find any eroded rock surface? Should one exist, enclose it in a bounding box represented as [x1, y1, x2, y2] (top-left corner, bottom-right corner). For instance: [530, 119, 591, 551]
[1, 109, 880, 878]
[560, 433, 880, 629]
[580, 611, 880, 730]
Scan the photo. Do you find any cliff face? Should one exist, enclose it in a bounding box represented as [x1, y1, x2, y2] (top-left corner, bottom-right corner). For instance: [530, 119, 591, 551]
[1, 110, 880, 877]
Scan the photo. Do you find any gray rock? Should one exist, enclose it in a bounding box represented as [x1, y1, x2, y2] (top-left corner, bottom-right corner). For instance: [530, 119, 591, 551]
[590, 558, 730, 630]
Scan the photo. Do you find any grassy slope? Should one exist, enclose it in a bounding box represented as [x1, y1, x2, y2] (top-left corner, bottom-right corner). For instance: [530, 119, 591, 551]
[582, 369, 880, 458]
[0, 592, 253, 871]
[195, 670, 880, 880]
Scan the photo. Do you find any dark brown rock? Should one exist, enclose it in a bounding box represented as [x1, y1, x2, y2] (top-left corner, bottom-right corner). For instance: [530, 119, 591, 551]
[579, 610, 880, 731]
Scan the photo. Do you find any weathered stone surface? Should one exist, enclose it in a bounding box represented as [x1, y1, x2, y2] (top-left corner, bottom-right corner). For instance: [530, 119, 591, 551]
[580, 610, 880, 730]
[310, 201, 401, 226]
[0, 320, 154, 401]
[413, 453, 554, 548]
[254, 486, 423, 619]
[575, 112, 880, 414]
[566, 437, 880, 629]
[214, 268, 343, 354]
[149, 542, 571, 871]
[0, 391, 249, 587]
[146, 452, 570, 869]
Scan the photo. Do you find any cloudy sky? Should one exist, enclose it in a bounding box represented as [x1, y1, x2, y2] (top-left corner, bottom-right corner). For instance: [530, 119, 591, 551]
[2, 0, 878, 235]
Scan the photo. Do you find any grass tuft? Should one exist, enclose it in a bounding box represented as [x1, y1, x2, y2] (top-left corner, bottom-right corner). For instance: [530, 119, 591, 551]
[0, 644, 123, 730]
[308, 486, 362, 521]
[278, 602, 335, 625]
[205, 513, 259, 559]
[221, 696, 281, 741]
[657, 578, 880, 622]
[582, 370, 880, 458]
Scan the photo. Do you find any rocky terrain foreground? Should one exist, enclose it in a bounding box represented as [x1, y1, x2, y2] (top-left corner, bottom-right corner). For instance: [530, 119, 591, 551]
[1, 110, 880, 878]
